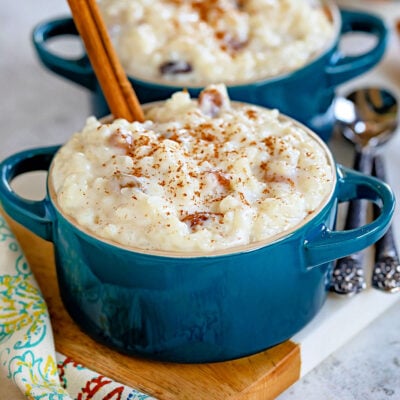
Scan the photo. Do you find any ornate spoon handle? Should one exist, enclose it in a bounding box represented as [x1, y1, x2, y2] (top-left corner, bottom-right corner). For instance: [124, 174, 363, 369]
[330, 149, 373, 295]
[372, 155, 400, 293]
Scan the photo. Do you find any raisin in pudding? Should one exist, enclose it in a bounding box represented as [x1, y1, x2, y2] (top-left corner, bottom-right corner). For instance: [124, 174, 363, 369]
[98, 0, 334, 85]
[51, 85, 334, 252]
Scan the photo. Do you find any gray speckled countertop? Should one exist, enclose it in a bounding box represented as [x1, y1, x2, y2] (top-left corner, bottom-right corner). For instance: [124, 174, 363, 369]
[1, 0, 400, 399]
[278, 302, 400, 400]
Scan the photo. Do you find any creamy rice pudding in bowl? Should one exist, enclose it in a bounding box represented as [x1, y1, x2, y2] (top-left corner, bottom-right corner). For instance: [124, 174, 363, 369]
[52, 85, 333, 253]
[98, 0, 334, 86]
[33, 0, 388, 140]
[0, 86, 394, 362]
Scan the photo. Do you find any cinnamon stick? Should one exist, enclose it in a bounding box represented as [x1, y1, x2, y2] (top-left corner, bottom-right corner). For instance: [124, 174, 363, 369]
[67, 0, 144, 122]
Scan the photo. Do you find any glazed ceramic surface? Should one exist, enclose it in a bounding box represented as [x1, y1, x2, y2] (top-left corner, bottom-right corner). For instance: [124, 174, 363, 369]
[0, 143, 394, 362]
[32, 3, 388, 141]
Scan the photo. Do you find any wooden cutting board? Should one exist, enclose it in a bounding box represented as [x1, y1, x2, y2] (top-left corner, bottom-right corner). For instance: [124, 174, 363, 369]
[4, 213, 301, 400]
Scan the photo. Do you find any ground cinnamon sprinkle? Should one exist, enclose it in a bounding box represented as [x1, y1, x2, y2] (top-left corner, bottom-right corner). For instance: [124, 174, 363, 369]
[212, 170, 231, 190]
[181, 211, 223, 228]
[239, 192, 250, 206]
[263, 136, 277, 154]
[246, 109, 258, 120]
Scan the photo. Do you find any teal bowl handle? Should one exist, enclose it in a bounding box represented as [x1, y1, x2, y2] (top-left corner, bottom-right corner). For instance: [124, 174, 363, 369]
[326, 9, 388, 87]
[32, 17, 96, 91]
[305, 165, 395, 268]
[0, 146, 60, 241]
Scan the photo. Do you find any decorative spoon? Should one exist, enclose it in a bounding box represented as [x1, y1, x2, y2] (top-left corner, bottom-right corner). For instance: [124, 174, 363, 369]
[372, 155, 400, 293]
[330, 87, 399, 296]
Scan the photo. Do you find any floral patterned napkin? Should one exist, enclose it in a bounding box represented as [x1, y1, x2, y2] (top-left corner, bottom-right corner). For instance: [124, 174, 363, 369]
[0, 214, 155, 400]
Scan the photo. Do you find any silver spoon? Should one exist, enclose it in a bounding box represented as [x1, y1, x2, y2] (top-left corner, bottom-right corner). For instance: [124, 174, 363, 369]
[330, 87, 399, 296]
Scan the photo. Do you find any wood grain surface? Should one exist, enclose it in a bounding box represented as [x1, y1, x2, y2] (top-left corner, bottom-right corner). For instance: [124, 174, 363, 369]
[3, 212, 301, 400]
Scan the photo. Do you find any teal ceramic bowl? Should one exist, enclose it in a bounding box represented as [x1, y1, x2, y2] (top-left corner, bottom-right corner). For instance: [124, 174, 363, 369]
[31, 1, 388, 141]
[0, 117, 394, 363]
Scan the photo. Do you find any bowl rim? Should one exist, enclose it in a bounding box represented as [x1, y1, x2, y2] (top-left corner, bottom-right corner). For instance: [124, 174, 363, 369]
[48, 103, 337, 259]
[115, 0, 341, 89]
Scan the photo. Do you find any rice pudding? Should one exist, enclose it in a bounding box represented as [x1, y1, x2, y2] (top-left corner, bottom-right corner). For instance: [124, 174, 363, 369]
[98, 0, 334, 85]
[51, 85, 334, 252]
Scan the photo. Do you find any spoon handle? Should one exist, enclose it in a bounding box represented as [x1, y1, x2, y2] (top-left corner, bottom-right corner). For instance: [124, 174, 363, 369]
[330, 202, 367, 295]
[330, 149, 373, 295]
[372, 155, 400, 293]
